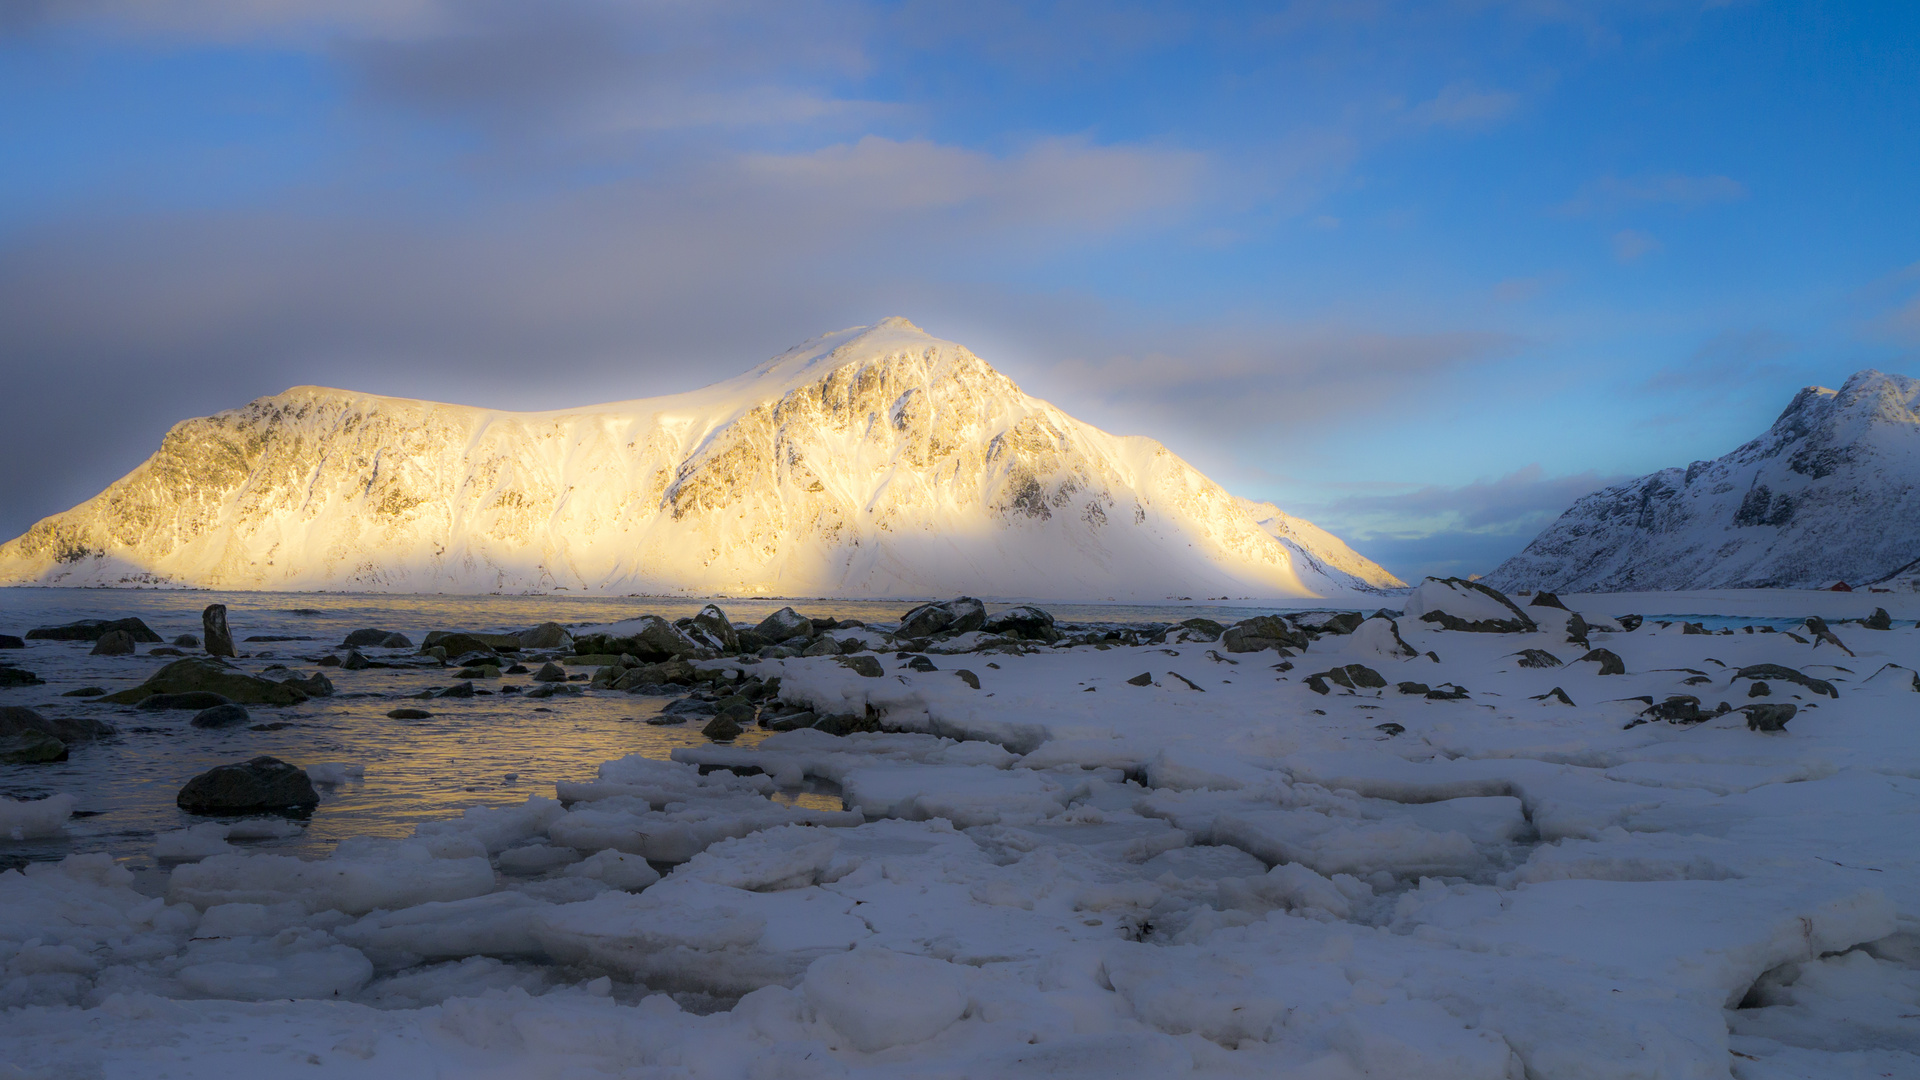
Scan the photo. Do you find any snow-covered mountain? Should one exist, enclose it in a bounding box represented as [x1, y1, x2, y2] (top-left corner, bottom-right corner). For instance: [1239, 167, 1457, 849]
[0, 318, 1401, 598]
[1488, 369, 1920, 592]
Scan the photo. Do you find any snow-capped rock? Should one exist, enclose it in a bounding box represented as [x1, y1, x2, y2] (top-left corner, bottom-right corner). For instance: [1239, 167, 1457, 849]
[0, 318, 1400, 598]
[1489, 369, 1920, 592]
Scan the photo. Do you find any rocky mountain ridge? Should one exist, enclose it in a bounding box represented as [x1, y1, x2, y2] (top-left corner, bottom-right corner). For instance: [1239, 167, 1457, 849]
[0, 319, 1401, 598]
[1489, 369, 1920, 592]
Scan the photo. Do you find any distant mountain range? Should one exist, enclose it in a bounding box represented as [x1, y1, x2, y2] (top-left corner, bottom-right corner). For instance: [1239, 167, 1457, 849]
[1489, 369, 1920, 592]
[0, 318, 1402, 598]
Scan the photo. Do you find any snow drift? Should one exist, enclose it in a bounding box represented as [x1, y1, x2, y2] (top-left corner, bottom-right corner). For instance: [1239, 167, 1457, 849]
[1489, 369, 1920, 592]
[0, 319, 1400, 598]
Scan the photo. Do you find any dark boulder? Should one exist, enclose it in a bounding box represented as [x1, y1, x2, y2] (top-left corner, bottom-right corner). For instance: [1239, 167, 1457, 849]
[1529, 592, 1569, 610]
[1747, 681, 1771, 698]
[982, 606, 1057, 640]
[90, 630, 137, 655]
[532, 662, 567, 683]
[342, 650, 372, 670]
[1425, 683, 1470, 700]
[387, 708, 433, 720]
[101, 658, 307, 707]
[954, 669, 981, 690]
[1173, 617, 1227, 641]
[754, 608, 816, 643]
[838, 655, 884, 678]
[1579, 649, 1626, 676]
[1396, 682, 1430, 695]
[173, 634, 200, 648]
[517, 622, 573, 650]
[1742, 703, 1796, 732]
[904, 655, 937, 672]
[27, 618, 162, 643]
[0, 667, 44, 686]
[1, 706, 115, 744]
[434, 681, 476, 699]
[1222, 616, 1308, 654]
[1531, 687, 1576, 705]
[341, 628, 398, 648]
[138, 691, 235, 711]
[1320, 612, 1365, 635]
[1803, 616, 1854, 656]
[1514, 649, 1562, 670]
[1862, 607, 1892, 631]
[284, 672, 333, 698]
[202, 604, 237, 658]
[690, 605, 740, 652]
[1408, 578, 1537, 633]
[420, 632, 505, 657]
[177, 756, 318, 814]
[1127, 672, 1154, 686]
[701, 713, 744, 741]
[1, 731, 67, 764]
[0, 635, 22, 649]
[190, 704, 253, 729]
[898, 598, 988, 639]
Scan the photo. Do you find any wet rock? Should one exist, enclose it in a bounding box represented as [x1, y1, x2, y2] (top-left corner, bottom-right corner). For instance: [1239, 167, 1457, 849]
[802, 637, 841, 657]
[838, 655, 884, 678]
[1304, 674, 1331, 695]
[202, 604, 236, 658]
[690, 605, 741, 653]
[1, 731, 67, 764]
[90, 630, 138, 655]
[421, 632, 503, 658]
[381, 632, 412, 648]
[1513, 649, 1562, 669]
[1747, 681, 1771, 698]
[1531, 687, 1576, 706]
[1375, 723, 1406, 737]
[1579, 648, 1626, 676]
[754, 607, 816, 643]
[1340, 664, 1387, 689]
[61, 687, 105, 697]
[1320, 612, 1365, 635]
[1529, 592, 1568, 610]
[1127, 672, 1154, 686]
[1564, 612, 1591, 648]
[1731, 663, 1838, 699]
[172, 634, 200, 648]
[0, 668, 44, 686]
[138, 691, 235, 711]
[1862, 607, 1892, 631]
[190, 704, 253, 729]
[342, 650, 372, 670]
[387, 708, 433, 720]
[1742, 703, 1796, 732]
[284, 672, 333, 698]
[315, 655, 342, 668]
[904, 655, 937, 672]
[526, 683, 582, 699]
[899, 597, 987, 639]
[177, 756, 318, 814]
[1, 706, 114, 745]
[704, 700, 755, 738]
[455, 665, 501, 680]
[0, 635, 19, 650]
[953, 669, 981, 689]
[341, 628, 396, 648]
[532, 662, 567, 683]
[102, 658, 308, 707]
[27, 618, 162, 643]
[518, 622, 573, 650]
[763, 711, 819, 732]
[982, 606, 1057, 641]
[434, 682, 476, 699]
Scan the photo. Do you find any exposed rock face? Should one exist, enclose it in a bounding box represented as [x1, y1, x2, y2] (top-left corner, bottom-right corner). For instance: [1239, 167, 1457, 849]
[899, 598, 986, 639]
[0, 706, 115, 745]
[101, 658, 308, 706]
[0, 320, 1396, 599]
[518, 622, 573, 650]
[90, 630, 137, 655]
[1401, 578, 1536, 634]
[201, 604, 236, 657]
[1489, 370, 1920, 591]
[754, 608, 814, 643]
[177, 756, 319, 813]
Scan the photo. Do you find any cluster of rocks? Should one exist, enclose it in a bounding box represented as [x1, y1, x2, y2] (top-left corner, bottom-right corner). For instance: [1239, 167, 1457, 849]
[0, 706, 116, 764]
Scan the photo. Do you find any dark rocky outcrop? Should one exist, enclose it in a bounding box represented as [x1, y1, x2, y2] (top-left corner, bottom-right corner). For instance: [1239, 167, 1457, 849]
[838, 655, 884, 678]
[1513, 649, 1562, 670]
[190, 704, 253, 729]
[0, 706, 115, 747]
[202, 604, 237, 658]
[1410, 578, 1537, 633]
[954, 669, 981, 690]
[1862, 607, 1893, 631]
[177, 756, 318, 814]
[341, 628, 399, 648]
[1, 730, 67, 763]
[1742, 703, 1796, 732]
[689, 605, 740, 652]
[518, 622, 573, 650]
[138, 691, 235, 711]
[1579, 648, 1626, 676]
[100, 658, 309, 706]
[1802, 617, 1854, 656]
[1306, 664, 1387, 693]
[1531, 687, 1576, 705]
[28, 618, 162, 644]
[1730, 664, 1838, 699]
[0, 668, 44, 687]
[982, 606, 1057, 641]
[387, 708, 433, 719]
[532, 662, 567, 683]
[0, 635, 22, 649]
[1529, 592, 1568, 610]
[754, 608, 815, 643]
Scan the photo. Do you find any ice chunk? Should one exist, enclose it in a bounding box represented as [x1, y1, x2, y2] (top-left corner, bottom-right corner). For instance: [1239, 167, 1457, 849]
[496, 843, 581, 875]
[168, 846, 497, 915]
[1139, 844, 1268, 882]
[563, 848, 661, 891]
[336, 892, 552, 969]
[0, 794, 73, 840]
[153, 823, 236, 862]
[841, 764, 1067, 827]
[413, 796, 565, 854]
[1331, 1000, 1517, 1079]
[675, 827, 842, 891]
[802, 947, 969, 1052]
[176, 943, 372, 1002]
[306, 761, 365, 785]
[1212, 808, 1484, 878]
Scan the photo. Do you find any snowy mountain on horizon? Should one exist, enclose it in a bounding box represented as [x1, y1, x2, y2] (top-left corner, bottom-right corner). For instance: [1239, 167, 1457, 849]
[1487, 369, 1920, 592]
[0, 318, 1403, 598]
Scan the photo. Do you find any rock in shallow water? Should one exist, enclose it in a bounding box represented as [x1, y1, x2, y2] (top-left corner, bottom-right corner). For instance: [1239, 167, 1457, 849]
[90, 630, 137, 656]
[190, 703, 252, 729]
[104, 658, 307, 707]
[0, 730, 67, 763]
[177, 755, 318, 814]
[202, 604, 236, 658]
[26, 617, 161, 643]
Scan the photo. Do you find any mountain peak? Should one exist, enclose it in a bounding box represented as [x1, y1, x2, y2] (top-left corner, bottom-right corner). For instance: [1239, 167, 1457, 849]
[0, 323, 1396, 598]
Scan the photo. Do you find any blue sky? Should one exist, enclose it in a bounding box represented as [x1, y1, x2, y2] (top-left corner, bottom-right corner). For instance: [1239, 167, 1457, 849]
[2, 0, 1916, 580]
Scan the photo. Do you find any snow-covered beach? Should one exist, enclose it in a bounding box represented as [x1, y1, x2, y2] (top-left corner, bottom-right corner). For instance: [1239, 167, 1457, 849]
[4, 585, 1916, 1079]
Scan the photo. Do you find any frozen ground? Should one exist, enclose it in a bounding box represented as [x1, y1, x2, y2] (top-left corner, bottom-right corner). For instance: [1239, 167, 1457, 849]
[3, 586, 1918, 1079]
